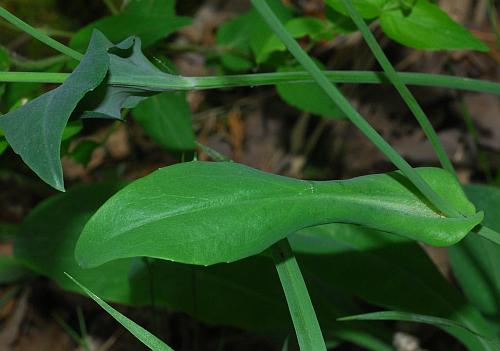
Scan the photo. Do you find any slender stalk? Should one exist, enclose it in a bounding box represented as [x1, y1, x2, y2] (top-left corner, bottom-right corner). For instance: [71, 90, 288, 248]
[251, 0, 459, 218]
[475, 225, 500, 246]
[103, 0, 120, 15]
[0, 6, 83, 61]
[339, 0, 456, 176]
[270, 239, 327, 351]
[0, 70, 499, 95]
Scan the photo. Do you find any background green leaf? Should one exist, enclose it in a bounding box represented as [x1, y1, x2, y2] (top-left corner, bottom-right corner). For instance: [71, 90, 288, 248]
[132, 91, 195, 151]
[276, 65, 345, 118]
[216, 13, 254, 72]
[291, 223, 497, 351]
[70, 0, 191, 52]
[379, 0, 489, 51]
[450, 185, 500, 323]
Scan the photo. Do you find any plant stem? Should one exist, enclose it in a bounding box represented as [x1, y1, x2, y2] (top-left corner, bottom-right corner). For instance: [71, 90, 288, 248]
[270, 239, 327, 351]
[251, 0, 459, 218]
[339, 0, 456, 177]
[0, 6, 83, 61]
[0, 70, 499, 95]
[475, 225, 500, 246]
[103, 0, 120, 15]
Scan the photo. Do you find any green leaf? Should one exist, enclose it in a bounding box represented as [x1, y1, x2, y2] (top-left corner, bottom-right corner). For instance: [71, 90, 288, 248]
[0, 31, 111, 191]
[14, 182, 136, 303]
[70, 0, 191, 52]
[449, 184, 500, 320]
[339, 311, 500, 349]
[79, 36, 165, 120]
[68, 140, 100, 166]
[65, 273, 174, 351]
[0, 256, 30, 283]
[132, 91, 195, 151]
[76, 161, 482, 267]
[0, 139, 8, 156]
[325, 0, 389, 19]
[250, 0, 294, 63]
[216, 13, 254, 72]
[379, 0, 489, 51]
[259, 17, 334, 59]
[290, 223, 496, 351]
[276, 65, 345, 118]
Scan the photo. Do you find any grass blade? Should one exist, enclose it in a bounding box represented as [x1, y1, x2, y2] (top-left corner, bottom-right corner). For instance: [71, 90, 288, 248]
[339, 0, 455, 176]
[338, 311, 500, 349]
[270, 239, 327, 351]
[0, 6, 82, 61]
[65, 273, 174, 351]
[251, 0, 459, 218]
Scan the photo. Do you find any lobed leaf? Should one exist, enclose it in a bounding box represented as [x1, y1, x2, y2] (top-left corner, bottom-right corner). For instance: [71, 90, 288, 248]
[76, 161, 482, 267]
[0, 31, 111, 191]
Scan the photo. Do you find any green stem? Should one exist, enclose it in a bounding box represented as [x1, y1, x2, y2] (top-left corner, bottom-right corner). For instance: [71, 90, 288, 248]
[251, 0, 459, 218]
[475, 225, 500, 246]
[0, 70, 499, 95]
[270, 239, 327, 351]
[339, 0, 456, 177]
[103, 0, 120, 15]
[0, 6, 83, 61]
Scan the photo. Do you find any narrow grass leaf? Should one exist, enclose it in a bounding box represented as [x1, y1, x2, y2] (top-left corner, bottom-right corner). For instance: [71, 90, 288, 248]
[270, 239, 327, 350]
[65, 273, 174, 351]
[339, 0, 455, 175]
[250, 0, 459, 218]
[338, 311, 500, 349]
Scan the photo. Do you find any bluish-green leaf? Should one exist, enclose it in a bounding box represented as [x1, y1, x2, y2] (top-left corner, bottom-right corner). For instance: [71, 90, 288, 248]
[66, 273, 174, 351]
[70, 0, 191, 52]
[0, 31, 111, 191]
[379, 0, 489, 51]
[76, 161, 482, 267]
[132, 91, 195, 151]
[250, 0, 293, 63]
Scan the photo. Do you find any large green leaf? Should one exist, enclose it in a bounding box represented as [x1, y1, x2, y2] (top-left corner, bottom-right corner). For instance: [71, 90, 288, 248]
[14, 181, 390, 348]
[14, 182, 136, 303]
[450, 185, 500, 321]
[290, 224, 496, 351]
[76, 161, 481, 267]
[0, 31, 111, 191]
[132, 91, 195, 151]
[70, 0, 190, 52]
[379, 0, 489, 51]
